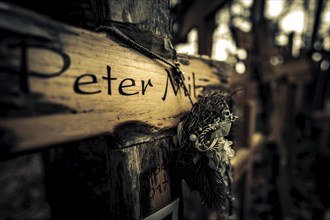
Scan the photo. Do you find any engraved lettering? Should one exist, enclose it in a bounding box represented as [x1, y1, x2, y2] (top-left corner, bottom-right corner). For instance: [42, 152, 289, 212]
[74, 73, 101, 94]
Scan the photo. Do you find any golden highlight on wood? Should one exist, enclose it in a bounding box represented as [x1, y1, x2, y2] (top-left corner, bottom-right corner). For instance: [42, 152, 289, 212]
[0, 3, 225, 152]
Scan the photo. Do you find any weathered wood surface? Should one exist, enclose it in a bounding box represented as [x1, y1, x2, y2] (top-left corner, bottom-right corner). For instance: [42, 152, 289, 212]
[0, 2, 225, 153]
[91, 0, 171, 37]
[107, 137, 181, 219]
[43, 135, 181, 219]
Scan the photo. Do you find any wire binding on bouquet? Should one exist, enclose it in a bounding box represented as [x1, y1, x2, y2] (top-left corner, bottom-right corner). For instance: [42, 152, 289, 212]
[177, 90, 237, 212]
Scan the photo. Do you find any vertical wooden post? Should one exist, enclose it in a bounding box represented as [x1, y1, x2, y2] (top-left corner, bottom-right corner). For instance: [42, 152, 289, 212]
[91, 0, 172, 58]
[197, 17, 216, 56]
[270, 81, 293, 219]
[242, 100, 257, 148]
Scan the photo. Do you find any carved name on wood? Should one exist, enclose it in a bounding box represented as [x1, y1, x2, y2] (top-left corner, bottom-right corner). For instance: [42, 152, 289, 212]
[0, 3, 224, 152]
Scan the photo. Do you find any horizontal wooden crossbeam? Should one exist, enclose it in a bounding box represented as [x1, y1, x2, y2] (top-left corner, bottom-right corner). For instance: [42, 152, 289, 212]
[0, 2, 227, 153]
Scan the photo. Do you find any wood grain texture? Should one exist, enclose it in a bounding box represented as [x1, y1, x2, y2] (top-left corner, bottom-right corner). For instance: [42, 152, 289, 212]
[44, 136, 181, 219]
[91, 0, 171, 36]
[0, 3, 225, 153]
[106, 136, 181, 219]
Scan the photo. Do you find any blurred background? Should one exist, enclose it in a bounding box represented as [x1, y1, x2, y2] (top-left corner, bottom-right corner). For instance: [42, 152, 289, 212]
[171, 0, 330, 219]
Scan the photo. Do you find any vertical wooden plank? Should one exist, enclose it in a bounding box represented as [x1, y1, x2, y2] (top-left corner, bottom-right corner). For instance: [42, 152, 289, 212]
[295, 81, 304, 113]
[197, 17, 216, 56]
[91, 0, 171, 36]
[107, 137, 181, 219]
[240, 101, 257, 220]
[285, 83, 297, 180]
[90, 0, 172, 58]
[242, 159, 253, 220]
[44, 135, 182, 219]
[243, 100, 257, 148]
[271, 81, 294, 219]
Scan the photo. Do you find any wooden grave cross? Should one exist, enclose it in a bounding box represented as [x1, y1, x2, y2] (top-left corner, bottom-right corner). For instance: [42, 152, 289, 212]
[0, 2, 228, 219]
